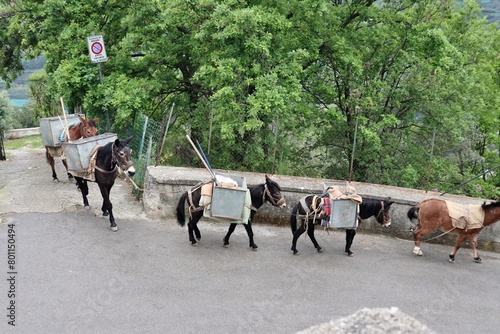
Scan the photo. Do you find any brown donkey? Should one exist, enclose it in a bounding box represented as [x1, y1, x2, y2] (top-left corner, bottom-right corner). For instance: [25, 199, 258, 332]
[408, 198, 500, 263]
[45, 115, 99, 182]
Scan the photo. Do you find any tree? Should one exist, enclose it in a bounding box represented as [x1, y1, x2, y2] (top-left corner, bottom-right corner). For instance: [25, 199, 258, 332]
[1, 0, 498, 197]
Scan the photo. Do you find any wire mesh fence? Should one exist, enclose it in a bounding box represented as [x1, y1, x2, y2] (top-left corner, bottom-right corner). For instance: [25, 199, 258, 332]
[127, 113, 164, 198]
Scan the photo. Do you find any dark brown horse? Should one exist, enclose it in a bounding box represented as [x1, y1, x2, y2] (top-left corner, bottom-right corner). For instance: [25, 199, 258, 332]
[290, 195, 393, 256]
[176, 175, 286, 250]
[45, 115, 99, 182]
[408, 198, 500, 263]
[74, 136, 135, 232]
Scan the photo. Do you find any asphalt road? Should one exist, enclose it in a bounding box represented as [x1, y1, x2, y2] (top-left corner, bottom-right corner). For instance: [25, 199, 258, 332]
[1, 148, 500, 334]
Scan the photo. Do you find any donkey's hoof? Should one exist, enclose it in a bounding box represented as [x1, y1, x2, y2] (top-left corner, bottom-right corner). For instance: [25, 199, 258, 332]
[110, 226, 118, 232]
[251, 246, 258, 252]
[191, 243, 198, 247]
[223, 244, 229, 248]
[346, 251, 354, 257]
[474, 257, 482, 263]
[292, 250, 299, 255]
[84, 205, 90, 210]
[413, 247, 423, 256]
[317, 247, 323, 253]
[448, 255, 455, 263]
[53, 178, 59, 183]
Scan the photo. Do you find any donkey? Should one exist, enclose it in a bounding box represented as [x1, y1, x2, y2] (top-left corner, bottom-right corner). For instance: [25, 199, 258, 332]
[290, 195, 393, 256]
[408, 198, 500, 263]
[176, 175, 286, 250]
[74, 136, 135, 231]
[45, 115, 99, 182]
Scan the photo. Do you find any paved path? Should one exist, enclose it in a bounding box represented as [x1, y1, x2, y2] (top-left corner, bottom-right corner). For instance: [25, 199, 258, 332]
[1, 148, 500, 333]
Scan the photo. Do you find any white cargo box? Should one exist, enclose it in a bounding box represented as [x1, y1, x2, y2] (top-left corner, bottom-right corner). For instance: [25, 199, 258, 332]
[64, 133, 117, 171]
[210, 173, 248, 221]
[330, 199, 358, 229]
[39, 114, 83, 147]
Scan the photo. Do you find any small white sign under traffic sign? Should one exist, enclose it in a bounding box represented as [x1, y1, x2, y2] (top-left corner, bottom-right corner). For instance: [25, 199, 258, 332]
[87, 35, 108, 63]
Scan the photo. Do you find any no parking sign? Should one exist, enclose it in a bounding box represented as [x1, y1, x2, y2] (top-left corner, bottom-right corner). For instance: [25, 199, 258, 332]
[87, 35, 108, 63]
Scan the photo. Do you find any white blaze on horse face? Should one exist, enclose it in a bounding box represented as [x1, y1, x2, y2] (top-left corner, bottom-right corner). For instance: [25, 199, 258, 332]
[126, 165, 135, 176]
[277, 197, 286, 208]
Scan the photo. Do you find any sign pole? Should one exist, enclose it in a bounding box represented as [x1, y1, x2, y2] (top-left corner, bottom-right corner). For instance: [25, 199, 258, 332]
[97, 62, 111, 132]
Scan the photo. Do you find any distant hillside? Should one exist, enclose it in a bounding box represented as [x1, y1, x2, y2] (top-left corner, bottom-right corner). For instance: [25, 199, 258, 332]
[471, 0, 500, 23]
[0, 56, 45, 101]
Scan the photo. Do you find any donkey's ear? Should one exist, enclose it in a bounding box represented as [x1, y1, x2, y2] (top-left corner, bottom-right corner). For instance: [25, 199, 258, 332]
[124, 135, 134, 145]
[78, 115, 86, 123]
[92, 117, 100, 123]
[114, 138, 121, 146]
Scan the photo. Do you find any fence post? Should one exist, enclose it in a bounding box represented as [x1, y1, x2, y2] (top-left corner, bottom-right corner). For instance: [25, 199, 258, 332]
[156, 102, 175, 166]
[0, 132, 6, 161]
[133, 115, 148, 196]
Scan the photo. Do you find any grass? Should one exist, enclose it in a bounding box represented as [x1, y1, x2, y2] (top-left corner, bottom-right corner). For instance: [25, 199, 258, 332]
[4, 134, 44, 150]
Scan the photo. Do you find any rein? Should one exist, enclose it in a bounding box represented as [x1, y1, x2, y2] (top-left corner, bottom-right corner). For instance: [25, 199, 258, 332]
[94, 143, 132, 174]
[421, 227, 458, 242]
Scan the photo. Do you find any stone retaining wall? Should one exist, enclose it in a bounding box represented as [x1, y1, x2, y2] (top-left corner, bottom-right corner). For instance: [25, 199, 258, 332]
[4, 127, 41, 139]
[143, 166, 500, 252]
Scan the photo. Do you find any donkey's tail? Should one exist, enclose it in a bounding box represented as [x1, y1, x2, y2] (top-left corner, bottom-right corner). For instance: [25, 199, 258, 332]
[407, 206, 419, 221]
[176, 192, 189, 227]
[290, 204, 299, 234]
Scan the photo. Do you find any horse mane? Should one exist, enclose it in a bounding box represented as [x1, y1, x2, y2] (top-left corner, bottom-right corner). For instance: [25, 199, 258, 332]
[88, 119, 97, 127]
[267, 178, 282, 191]
[482, 200, 500, 210]
[97, 142, 113, 163]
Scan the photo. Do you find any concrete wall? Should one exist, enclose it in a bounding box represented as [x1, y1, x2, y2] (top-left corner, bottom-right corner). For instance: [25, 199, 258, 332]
[4, 127, 41, 139]
[143, 166, 500, 252]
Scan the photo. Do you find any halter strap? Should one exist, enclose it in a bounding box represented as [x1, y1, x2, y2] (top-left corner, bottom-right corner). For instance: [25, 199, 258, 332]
[93, 143, 121, 174]
[377, 200, 391, 225]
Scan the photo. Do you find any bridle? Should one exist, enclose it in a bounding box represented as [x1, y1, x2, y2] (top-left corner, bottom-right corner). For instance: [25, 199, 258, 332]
[94, 142, 133, 174]
[376, 201, 391, 226]
[250, 183, 285, 211]
[263, 183, 285, 207]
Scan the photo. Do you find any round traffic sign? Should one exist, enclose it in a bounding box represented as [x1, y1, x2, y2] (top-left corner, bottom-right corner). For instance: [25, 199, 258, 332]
[91, 42, 103, 55]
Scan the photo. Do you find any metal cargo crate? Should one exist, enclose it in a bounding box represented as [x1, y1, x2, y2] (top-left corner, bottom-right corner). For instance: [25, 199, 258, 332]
[330, 199, 358, 229]
[64, 133, 117, 171]
[39, 114, 83, 147]
[211, 173, 248, 220]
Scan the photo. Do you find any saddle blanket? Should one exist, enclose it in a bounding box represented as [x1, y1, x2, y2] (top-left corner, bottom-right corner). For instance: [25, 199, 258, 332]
[445, 200, 484, 230]
[324, 185, 363, 204]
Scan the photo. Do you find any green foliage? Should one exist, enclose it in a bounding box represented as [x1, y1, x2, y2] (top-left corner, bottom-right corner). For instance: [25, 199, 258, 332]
[1, 0, 499, 197]
[0, 92, 16, 132]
